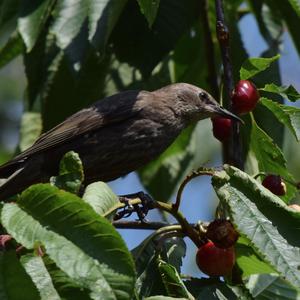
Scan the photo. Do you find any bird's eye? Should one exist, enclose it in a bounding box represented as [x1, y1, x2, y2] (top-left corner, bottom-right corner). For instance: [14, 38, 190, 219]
[199, 92, 209, 101]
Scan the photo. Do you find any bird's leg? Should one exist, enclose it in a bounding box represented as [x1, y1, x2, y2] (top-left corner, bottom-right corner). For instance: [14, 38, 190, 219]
[114, 197, 134, 221]
[117, 192, 155, 222]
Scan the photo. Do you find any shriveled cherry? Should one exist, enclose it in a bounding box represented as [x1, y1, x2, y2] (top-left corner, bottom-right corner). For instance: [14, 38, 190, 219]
[211, 117, 232, 142]
[206, 219, 239, 249]
[232, 80, 260, 114]
[196, 241, 235, 277]
[262, 175, 286, 196]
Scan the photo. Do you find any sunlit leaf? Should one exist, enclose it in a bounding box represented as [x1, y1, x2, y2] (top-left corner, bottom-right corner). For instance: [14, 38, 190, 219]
[260, 97, 300, 141]
[240, 55, 280, 80]
[250, 120, 296, 201]
[1, 184, 136, 299]
[260, 84, 300, 102]
[50, 151, 84, 194]
[20, 254, 60, 300]
[82, 181, 119, 220]
[19, 112, 42, 151]
[137, 0, 160, 27]
[247, 273, 300, 299]
[212, 166, 300, 288]
[18, 0, 55, 51]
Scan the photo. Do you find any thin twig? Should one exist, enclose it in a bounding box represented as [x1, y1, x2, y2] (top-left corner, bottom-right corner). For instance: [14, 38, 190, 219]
[114, 221, 170, 230]
[173, 169, 214, 211]
[155, 201, 203, 247]
[199, 0, 219, 98]
[215, 0, 243, 169]
[113, 221, 203, 230]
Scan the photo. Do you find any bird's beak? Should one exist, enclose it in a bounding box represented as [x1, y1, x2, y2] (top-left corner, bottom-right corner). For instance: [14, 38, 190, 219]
[216, 106, 243, 123]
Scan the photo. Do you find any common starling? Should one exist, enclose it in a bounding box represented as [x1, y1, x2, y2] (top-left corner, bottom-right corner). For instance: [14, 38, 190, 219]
[0, 83, 240, 200]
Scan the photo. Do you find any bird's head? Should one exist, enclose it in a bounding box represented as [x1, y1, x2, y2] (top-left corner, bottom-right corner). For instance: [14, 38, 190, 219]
[159, 83, 242, 124]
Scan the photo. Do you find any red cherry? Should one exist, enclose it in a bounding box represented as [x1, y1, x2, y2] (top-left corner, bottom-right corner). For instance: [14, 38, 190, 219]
[232, 80, 260, 114]
[262, 175, 286, 196]
[211, 117, 232, 142]
[196, 241, 235, 277]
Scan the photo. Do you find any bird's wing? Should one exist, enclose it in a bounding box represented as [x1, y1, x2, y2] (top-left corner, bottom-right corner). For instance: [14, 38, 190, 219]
[14, 90, 148, 161]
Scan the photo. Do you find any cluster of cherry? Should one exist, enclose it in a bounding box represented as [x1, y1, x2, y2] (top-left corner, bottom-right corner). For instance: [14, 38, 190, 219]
[195, 80, 298, 277]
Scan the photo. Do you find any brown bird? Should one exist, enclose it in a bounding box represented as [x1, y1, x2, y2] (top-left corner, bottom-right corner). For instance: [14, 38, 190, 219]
[0, 83, 240, 200]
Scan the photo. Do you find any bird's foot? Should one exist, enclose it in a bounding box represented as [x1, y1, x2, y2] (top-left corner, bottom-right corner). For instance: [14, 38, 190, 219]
[115, 192, 155, 222]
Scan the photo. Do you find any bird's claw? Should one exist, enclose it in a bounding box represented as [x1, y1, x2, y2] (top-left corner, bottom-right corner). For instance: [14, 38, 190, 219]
[115, 191, 155, 221]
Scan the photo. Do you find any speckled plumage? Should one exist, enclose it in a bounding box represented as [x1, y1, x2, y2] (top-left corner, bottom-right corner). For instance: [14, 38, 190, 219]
[0, 83, 240, 200]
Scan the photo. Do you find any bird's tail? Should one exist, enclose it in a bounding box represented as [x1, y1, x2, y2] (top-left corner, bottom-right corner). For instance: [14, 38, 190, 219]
[0, 159, 43, 201]
[0, 167, 26, 201]
[0, 160, 23, 178]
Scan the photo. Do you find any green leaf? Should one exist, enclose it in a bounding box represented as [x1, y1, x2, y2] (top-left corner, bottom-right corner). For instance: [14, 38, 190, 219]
[43, 256, 91, 300]
[139, 126, 195, 201]
[0, 250, 40, 300]
[214, 165, 300, 247]
[135, 254, 166, 298]
[50, 0, 126, 50]
[266, 0, 300, 55]
[18, 0, 55, 51]
[240, 55, 280, 80]
[19, 112, 42, 151]
[226, 0, 249, 83]
[260, 97, 300, 141]
[287, 0, 300, 17]
[184, 277, 241, 299]
[145, 297, 188, 300]
[235, 237, 276, 277]
[20, 184, 135, 281]
[260, 84, 300, 102]
[0, 31, 23, 69]
[157, 259, 191, 299]
[20, 254, 61, 300]
[82, 181, 119, 220]
[247, 273, 300, 299]
[250, 120, 296, 202]
[173, 22, 215, 90]
[50, 151, 84, 194]
[0, 0, 19, 28]
[26, 38, 110, 130]
[137, 0, 160, 27]
[212, 166, 300, 288]
[249, 0, 283, 47]
[1, 204, 129, 299]
[111, 0, 199, 77]
[133, 232, 186, 298]
[1, 184, 136, 299]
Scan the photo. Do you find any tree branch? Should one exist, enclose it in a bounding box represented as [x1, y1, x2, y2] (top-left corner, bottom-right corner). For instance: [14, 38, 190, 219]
[173, 168, 214, 211]
[114, 221, 170, 230]
[215, 0, 243, 170]
[113, 220, 203, 230]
